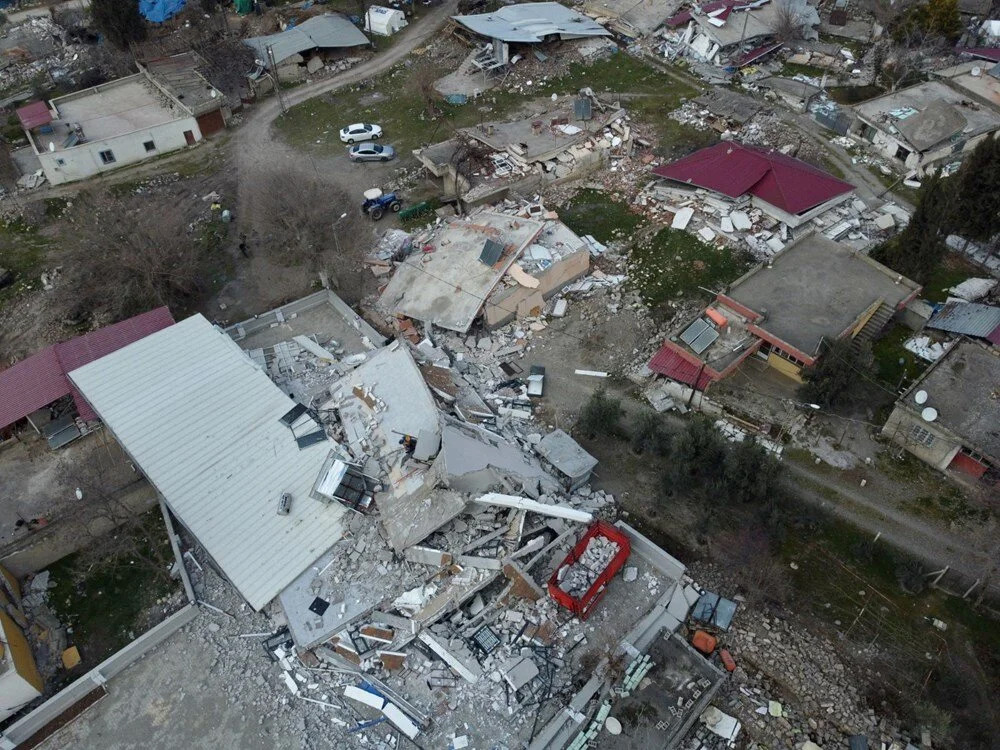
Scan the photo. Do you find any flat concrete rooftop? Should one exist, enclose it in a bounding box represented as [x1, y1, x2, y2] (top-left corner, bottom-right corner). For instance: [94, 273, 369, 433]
[460, 107, 623, 163]
[853, 79, 1000, 146]
[379, 212, 545, 333]
[728, 234, 918, 355]
[37, 75, 186, 153]
[909, 341, 1000, 461]
[933, 62, 1000, 110]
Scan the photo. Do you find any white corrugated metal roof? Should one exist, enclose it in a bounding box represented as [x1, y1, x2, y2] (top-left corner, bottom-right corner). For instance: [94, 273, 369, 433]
[452, 2, 611, 43]
[68, 314, 346, 610]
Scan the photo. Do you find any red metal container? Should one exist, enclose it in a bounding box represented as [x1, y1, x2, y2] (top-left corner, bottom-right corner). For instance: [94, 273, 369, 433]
[547, 521, 632, 620]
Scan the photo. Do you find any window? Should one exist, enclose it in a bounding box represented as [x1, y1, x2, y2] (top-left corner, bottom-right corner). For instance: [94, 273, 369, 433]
[910, 424, 936, 447]
[143, 140, 156, 153]
[771, 346, 806, 367]
[99, 150, 115, 165]
[55, 158, 65, 166]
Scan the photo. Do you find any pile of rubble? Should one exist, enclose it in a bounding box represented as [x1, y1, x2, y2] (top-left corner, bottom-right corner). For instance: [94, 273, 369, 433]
[555, 534, 620, 597]
[0, 17, 91, 94]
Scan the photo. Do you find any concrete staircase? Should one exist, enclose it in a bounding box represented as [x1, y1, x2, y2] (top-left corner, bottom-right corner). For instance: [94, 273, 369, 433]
[853, 301, 894, 347]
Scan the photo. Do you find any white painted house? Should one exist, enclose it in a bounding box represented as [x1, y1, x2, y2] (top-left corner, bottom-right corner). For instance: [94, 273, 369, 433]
[17, 55, 227, 186]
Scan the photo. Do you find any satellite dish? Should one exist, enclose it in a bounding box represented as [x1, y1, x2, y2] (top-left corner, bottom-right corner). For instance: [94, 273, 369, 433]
[921, 407, 938, 422]
[914, 390, 928, 405]
[48, 142, 55, 152]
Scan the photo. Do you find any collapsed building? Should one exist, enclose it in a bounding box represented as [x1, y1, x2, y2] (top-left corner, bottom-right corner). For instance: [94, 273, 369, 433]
[44, 272, 732, 747]
[849, 79, 1000, 172]
[244, 14, 370, 81]
[651, 141, 855, 229]
[376, 206, 595, 334]
[414, 104, 632, 208]
[662, 0, 819, 69]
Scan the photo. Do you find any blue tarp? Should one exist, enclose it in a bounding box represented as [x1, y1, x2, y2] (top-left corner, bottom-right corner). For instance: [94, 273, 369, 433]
[139, 0, 187, 23]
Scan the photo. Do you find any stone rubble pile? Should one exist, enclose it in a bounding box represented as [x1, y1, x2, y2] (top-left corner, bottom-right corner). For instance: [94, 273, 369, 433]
[556, 535, 620, 598]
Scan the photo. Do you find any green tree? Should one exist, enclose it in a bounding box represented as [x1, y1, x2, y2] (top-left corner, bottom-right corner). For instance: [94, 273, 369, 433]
[662, 417, 727, 497]
[91, 0, 146, 50]
[872, 170, 952, 282]
[798, 338, 860, 408]
[922, 0, 961, 39]
[630, 411, 669, 455]
[947, 136, 1000, 242]
[576, 388, 623, 439]
[723, 440, 782, 505]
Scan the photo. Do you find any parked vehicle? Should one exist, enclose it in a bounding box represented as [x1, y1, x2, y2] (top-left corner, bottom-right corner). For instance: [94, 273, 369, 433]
[340, 123, 383, 143]
[348, 142, 396, 162]
[362, 188, 402, 221]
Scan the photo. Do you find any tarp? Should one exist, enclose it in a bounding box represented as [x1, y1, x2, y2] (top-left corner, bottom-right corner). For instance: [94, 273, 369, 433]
[139, 0, 187, 23]
[234, 0, 253, 14]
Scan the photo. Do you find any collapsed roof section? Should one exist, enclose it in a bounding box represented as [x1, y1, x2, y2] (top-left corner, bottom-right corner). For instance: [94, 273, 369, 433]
[244, 14, 370, 66]
[68, 314, 347, 611]
[652, 141, 855, 220]
[452, 2, 611, 43]
[378, 212, 546, 333]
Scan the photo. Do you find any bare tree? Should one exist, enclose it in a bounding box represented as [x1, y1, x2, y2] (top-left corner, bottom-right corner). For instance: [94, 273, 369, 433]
[412, 62, 443, 119]
[56, 192, 213, 324]
[63, 443, 174, 586]
[715, 526, 790, 607]
[770, 0, 809, 43]
[246, 167, 371, 291]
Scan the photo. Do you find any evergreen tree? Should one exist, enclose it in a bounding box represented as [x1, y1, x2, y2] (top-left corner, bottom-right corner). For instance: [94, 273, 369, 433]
[91, 0, 146, 50]
[872, 170, 951, 283]
[798, 338, 860, 408]
[948, 136, 1000, 242]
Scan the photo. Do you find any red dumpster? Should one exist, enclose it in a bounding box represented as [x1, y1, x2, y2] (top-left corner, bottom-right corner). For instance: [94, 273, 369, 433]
[547, 521, 631, 620]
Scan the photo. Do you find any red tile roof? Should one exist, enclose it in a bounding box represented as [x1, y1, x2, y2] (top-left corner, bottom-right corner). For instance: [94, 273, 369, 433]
[15, 100, 52, 130]
[649, 344, 715, 391]
[652, 141, 855, 216]
[0, 307, 175, 430]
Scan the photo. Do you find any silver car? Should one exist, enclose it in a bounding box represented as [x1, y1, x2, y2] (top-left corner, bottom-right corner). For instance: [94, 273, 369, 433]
[348, 142, 396, 162]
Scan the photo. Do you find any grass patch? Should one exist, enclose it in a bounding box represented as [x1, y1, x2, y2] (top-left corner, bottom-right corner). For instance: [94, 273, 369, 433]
[275, 52, 700, 156]
[866, 164, 919, 205]
[0, 216, 50, 309]
[630, 227, 750, 308]
[557, 188, 646, 244]
[821, 155, 846, 179]
[780, 62, 829, 79]
[921, 252, 980, 303]
[47, 509, 177, 669]
[871, 324, 919, 389]
[827, 84, 884, 105]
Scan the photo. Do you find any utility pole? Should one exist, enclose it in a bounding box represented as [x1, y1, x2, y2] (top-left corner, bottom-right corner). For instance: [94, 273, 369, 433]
[267, 44, 287, 115]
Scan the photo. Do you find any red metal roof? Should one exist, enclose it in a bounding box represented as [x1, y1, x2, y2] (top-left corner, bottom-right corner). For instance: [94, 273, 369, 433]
[0, 307, 175, 430]
[732, 42, 783, 68]
[648, 344, 715, 391]
[652, 141, 854, 216]
[15, 100, 52, 130]
[988, 323, 1000, 347]
[962, 47, 1000, 62]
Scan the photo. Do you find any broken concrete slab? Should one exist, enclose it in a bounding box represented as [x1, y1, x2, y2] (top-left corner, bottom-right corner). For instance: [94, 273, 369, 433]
[472, 493, 593, 523]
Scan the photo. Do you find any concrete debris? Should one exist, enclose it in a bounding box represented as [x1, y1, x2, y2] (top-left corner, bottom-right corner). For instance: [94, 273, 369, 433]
[555, 535, 620, 597]
[903, 335, 952, 362]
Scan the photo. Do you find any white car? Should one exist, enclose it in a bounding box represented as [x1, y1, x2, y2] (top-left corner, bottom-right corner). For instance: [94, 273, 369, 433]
[339, 123, 383, 143]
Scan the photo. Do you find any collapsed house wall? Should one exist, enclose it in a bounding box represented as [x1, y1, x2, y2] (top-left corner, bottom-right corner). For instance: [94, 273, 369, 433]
[484, 249, 590, 328]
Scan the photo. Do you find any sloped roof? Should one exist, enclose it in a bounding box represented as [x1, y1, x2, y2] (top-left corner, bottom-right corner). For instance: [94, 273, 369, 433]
[453, 2, 611, 42]
[927, 301, 1000, 338]
[68, 314, 347, 611]
[244, 14, 370, 66]
[962, 47, 1000, 62]
[15, 100, 51, 130]
[648, 344, 715, 390]
[652, 141, 854, 215]
[0, 307, 175, 430]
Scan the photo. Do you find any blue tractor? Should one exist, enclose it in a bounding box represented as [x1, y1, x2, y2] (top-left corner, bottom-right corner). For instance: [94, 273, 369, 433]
[362, 188, 402, 221]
